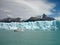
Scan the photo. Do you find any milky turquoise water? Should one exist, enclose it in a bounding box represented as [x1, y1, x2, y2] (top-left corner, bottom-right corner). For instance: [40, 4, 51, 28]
[0, 21, 60, 45]
[0, 31, 60, 45]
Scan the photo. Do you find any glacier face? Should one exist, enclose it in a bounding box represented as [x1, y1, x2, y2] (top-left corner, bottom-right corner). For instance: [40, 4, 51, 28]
[0, 21, 57, 31]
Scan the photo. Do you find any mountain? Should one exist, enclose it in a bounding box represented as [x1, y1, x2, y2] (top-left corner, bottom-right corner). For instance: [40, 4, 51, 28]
[0, 14, 55, 22]
[24, 14, 55, 22]
[0, 17, 21, 22]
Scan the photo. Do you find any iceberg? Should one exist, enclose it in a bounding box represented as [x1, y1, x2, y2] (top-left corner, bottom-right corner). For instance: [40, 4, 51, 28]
[0, 20, 57, 31]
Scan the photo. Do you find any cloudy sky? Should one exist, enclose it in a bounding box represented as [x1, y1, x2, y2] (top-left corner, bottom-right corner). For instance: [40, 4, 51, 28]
[0, 0, 60, 20]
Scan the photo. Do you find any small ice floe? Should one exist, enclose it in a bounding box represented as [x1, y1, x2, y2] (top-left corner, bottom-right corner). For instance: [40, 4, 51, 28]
[14, 28, 24, 32]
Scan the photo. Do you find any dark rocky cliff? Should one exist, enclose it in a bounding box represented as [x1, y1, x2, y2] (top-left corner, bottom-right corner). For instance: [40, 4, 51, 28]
[24, 14, 55, 22]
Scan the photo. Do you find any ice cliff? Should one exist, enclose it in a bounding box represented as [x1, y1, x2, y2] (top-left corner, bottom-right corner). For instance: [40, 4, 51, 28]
[0, 21, 57, 31]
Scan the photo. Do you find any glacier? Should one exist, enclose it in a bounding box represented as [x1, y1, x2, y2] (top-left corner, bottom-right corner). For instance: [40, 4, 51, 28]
[0, 20, 57, 31]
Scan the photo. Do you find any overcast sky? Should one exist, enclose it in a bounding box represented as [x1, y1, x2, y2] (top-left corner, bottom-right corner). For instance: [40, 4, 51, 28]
[0, 0, 60, 20]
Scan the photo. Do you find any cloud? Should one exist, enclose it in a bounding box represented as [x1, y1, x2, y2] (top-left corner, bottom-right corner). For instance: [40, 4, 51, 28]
[0, 0, 56, 19]
[55, 12, 60, 20]
[0, 8, 11, 13]
[55, 16, 60, 20]
[9, 0, 56, 15]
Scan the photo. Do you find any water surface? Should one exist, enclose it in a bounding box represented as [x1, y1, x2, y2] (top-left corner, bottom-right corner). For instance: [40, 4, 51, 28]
[0, 30, 60, 45]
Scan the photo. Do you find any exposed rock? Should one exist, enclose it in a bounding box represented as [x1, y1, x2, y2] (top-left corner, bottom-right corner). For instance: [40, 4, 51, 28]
[0, 17, 21, 22]
[25, 14, 55, 22]
[0, 14, 55, 22]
